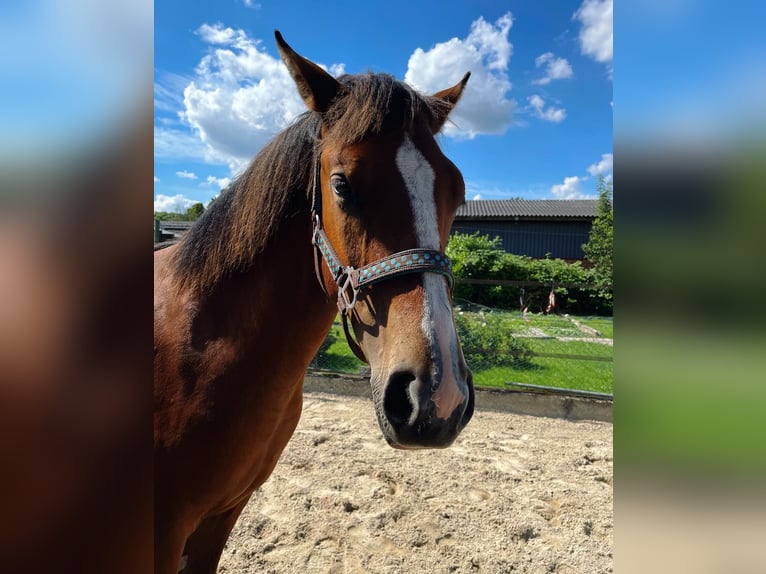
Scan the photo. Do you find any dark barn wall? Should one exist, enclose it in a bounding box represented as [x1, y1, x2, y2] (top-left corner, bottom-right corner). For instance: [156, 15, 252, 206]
[451, 220, 592, 260]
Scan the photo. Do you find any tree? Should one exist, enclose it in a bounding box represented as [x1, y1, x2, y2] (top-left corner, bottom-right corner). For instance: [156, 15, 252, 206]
[186, 202, 205, 221]
[153, 211, 187, 221]
[582, 176, 613, 301]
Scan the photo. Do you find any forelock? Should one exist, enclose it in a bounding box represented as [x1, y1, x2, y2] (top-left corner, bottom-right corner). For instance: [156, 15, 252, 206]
[321, 73, 449, 145]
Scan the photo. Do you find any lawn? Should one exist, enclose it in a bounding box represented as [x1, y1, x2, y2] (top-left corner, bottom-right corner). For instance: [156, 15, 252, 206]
[310, 310, 613, 394]
[577, 316, 614, 338]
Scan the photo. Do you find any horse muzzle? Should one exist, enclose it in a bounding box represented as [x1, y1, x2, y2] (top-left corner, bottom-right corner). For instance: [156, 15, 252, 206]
[372, 366, 475, 449]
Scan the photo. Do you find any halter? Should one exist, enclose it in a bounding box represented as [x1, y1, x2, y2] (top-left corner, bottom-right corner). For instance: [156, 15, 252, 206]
[310, 155, 455, 362]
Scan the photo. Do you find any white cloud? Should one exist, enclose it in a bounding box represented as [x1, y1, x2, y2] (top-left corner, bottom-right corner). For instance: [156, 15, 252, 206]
[551, 176, 590, 199]
[532, 52, 573, 85]
[154, 71, 192, 113]
[574, 0, 613, 76]
[205, 175, 232, 190]
[154, 176, 159, 183]
[587, 152, 613, 179]
[154, 194, 197, 213]
[157, 16, 518, 174]
[551, 152, 613, 199]
[404, 13, 516, 139]
[176, 170, 197, 180]
[154, 82, 182, 113]
[328, 63, 346, 77]
[471, 193, 482, 201]
[180, 24, 321, 172]
[243, 0, 262, 9]
[528, 95, 567, 122]
[196, 23, 248, 46]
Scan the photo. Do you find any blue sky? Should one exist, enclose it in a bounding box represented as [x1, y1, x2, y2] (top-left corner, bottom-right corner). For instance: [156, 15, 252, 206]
[154, 0, 613, 212]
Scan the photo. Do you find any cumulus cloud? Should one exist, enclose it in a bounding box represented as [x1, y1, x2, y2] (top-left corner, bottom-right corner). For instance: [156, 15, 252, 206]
[574, 0, 613, 76]
[176, 170, 197, 180]
[551, 176, 589, 199]
[154, 194, 197, 213]
[243, 0, 262, 9]
[180, 23, 330, 172]
[205, 175, 232, 190]
[528, 95, 567, 123]
[154, 176, 159, 183]
[587, 152, 613, 179]
[551, 151, 613, 199]
[532, 52, 573, 85]
[158, 15, 519, 173]
[196, 23, 248, 46]
[404, 13, 516, 139]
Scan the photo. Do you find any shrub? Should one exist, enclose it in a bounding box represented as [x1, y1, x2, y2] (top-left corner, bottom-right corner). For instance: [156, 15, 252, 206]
[454, 311, 534, 370]
[447, 232, 611, 315]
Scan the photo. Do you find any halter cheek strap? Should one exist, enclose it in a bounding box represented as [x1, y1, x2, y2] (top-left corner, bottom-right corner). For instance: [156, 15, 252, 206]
[310, 156, 455, 363]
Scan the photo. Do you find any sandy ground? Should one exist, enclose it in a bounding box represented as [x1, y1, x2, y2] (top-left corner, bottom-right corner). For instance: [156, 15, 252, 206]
[218, 392, 613, 574]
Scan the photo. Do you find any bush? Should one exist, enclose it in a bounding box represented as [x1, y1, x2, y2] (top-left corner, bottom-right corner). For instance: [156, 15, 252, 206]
[454, 311, 534, 370]
[446, 232, 612, 315]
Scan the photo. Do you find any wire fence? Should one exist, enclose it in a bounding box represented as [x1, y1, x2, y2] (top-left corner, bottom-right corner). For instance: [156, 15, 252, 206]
[309, 296, 613, 394]
[454, 278, 612, 317]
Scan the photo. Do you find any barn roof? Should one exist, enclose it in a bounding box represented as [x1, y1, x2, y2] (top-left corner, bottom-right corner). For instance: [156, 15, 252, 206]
[158, 220, 195, 230]
[456, 199, 599, 219]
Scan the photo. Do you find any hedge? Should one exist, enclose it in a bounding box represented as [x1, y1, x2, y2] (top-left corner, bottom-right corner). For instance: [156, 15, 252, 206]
[446, 232, 612, 315]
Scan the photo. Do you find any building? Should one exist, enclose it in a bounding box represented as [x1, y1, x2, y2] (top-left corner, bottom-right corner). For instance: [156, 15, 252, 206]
[155, 220, 194, 246]
[452, 199, 598, 262]
[154, 199, 599, 262]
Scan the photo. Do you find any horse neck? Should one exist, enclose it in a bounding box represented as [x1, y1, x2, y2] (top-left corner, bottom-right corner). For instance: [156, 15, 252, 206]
[187, 204, 337, 374]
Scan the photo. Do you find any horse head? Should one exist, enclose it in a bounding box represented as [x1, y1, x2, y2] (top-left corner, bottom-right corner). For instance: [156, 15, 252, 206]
[277, 31, 474, 449]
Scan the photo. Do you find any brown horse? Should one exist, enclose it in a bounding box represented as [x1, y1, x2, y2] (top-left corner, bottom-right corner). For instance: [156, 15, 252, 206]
[154, 31, 475, 573]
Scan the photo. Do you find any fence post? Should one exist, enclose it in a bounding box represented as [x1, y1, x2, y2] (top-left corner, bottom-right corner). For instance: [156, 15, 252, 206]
[154, 219, 161, 243]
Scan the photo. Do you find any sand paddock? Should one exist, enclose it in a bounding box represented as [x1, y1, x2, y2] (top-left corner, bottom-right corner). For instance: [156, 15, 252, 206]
[218, 391, 613, 574]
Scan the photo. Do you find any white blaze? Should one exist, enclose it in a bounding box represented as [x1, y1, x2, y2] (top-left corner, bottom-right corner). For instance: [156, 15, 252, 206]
[395, 135, 463, 417]
[395, 134, 439, 250]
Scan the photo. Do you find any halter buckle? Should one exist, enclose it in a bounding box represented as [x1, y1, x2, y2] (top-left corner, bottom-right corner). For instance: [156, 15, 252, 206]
[311, 214, 321, 244]
[336, 267, 359, 314]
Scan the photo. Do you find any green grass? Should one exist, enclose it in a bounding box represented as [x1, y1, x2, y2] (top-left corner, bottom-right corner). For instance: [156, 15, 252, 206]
[311, 312, 613, 394]
[313, 323, 365, 373]
[454, 308, 613, 392]
[578, 316, 614, 338]
[473, 356, 613, 394]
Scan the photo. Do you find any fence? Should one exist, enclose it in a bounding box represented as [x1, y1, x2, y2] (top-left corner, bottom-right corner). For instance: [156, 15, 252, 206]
[310, 288, 613, 395]
[454, 278, 611, 317]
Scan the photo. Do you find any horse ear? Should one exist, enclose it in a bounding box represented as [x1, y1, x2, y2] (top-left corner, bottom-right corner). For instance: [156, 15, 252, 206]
[275, 30, 340, 113]
[429, 72, 471, 133]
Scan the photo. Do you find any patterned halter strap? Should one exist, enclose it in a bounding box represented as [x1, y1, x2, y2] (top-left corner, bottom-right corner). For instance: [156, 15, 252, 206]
[310, 155, 454, 362]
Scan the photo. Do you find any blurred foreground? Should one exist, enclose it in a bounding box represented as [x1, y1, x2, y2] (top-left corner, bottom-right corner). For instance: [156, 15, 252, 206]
[0, 1, 153, 572]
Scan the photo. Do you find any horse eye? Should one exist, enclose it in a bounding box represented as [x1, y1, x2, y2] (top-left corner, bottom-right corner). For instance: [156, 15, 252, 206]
[330, 174, 352, 199]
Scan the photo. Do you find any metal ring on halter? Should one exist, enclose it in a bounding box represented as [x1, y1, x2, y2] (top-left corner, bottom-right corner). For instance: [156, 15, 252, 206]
[336, 267, 359, 314]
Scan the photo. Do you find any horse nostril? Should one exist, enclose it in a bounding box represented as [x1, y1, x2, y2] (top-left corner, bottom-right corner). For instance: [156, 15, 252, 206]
[383, 370, 417, 428]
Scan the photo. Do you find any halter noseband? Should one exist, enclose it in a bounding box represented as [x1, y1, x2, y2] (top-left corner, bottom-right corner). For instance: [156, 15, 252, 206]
[310, 155, 455, 363]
